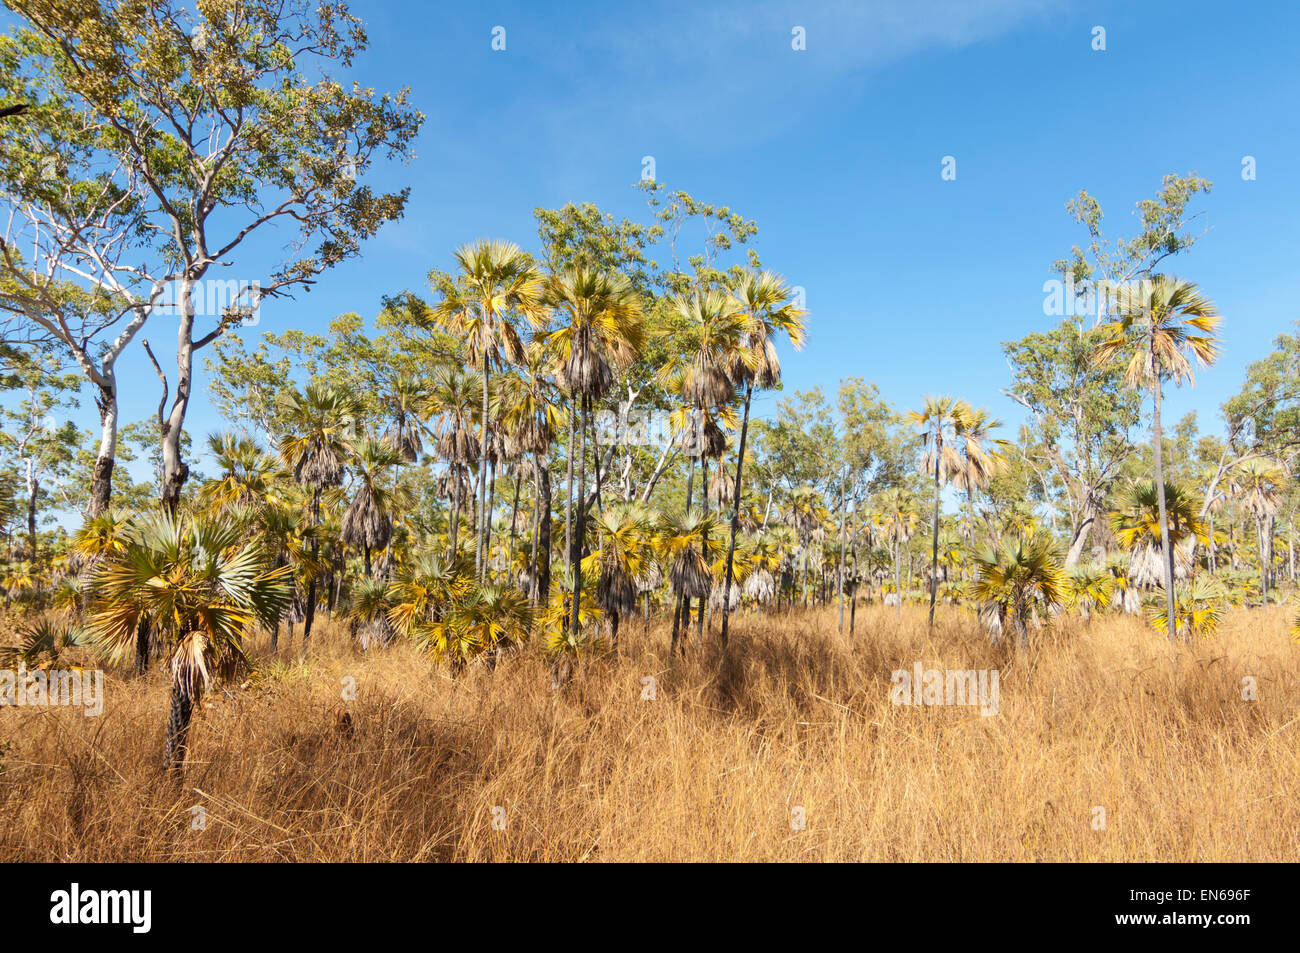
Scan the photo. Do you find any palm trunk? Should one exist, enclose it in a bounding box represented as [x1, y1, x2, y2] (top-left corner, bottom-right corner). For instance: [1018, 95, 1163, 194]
[536, 454, 552, 603]
[507, 465, 522, 584]
[719, 380, 753, 648]
[476, 351, 491, 581]
[163, 682, 194, 773]
[304, 486, 321, 642]
[564, 406, 575, 573]
[1152, 380, 1178, 640]
[448, 468, 461, 560]
[837, 466, 848, 632]
[570, 395, 588, 639]
[894, 541, 903, 620]
[928, 451, 941, 628]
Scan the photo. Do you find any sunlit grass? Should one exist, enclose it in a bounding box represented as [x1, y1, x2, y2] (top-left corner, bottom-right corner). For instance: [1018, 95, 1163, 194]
[1, 603, 1296, 861]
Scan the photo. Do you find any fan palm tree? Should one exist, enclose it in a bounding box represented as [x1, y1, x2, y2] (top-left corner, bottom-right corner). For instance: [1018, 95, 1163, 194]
[383, 372, 428, 464]
[877, 487, 920, 619]
[658, 510, 718, 655]
[432, 240, 546, 580]
[87, 512, 292, 771]
[719, 271, 806, 646]
[1229, 457, 1287, 597]
[1093, 275, 1222, 638]
[428, 367, 482, 560]
[908, 395, 972, 627]
[345, 576, 394, 650]
[278, 383, 357, 641]
[340, 438, 400, 577]
[584, 503, 653, 650]
[492, 343, 562, 601]
[1145, 575, 1227, 641]
[1110, 479, 1209, 595]
[952, 406, 1009, 549]
[199, 431, 277, 513]
[1067, 564, 1114, 619]
[544, 268, 645, 640]
[972, 533, 1067, 646]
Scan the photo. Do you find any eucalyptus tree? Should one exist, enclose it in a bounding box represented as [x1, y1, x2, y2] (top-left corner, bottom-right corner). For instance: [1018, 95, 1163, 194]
[909, 396, 973, 627]
[1094, 275, 1221, 637]
[719, 271, 806, 646]
[432, 240, 546, 580]
[0, 0, 422, 511]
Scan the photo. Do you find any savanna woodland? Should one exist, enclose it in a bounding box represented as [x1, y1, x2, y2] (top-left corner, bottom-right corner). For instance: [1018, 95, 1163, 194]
[0, 0, 1296, 862]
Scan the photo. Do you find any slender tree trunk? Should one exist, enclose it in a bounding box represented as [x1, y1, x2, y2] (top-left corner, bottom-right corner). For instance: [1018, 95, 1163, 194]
[1151, 381, 1178, 640]
[536, 454, 552, 603]
[159, 279, 202, 514]
[485, 458, 498, 580]
[837, 467, 848, 632]
[508, 466, 522, 584]
[928, 451, 941, 628]
[570, 395, 587, 639]
[720, 381, 753, 648]
[304, 486, 321, 641]
[88, 383, 118, 518]
[24, 460, 37, 565]
[564, 405, 575, 573]
[448, 468, 461, 560]
[476, 351, 491, 581]
[895, 541, 903, 621]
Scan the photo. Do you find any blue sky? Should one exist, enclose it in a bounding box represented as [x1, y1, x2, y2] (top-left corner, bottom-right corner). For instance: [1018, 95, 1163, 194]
[22, 0, 1300, 476]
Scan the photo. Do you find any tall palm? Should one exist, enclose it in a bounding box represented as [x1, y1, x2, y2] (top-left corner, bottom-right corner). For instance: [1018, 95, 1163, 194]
[1094, 274, 1221, 638]
[544, 268, 645, 640]
[1228, 457, 1286, 597]
[494, 342, 562, 602]
[428, 367, 482, 560]
[952, 406, 1008, 550]
[277, 383, 357, 641]
[908, 395, 972, 627]
[341, 437, 400, 577]
[87, 512, 292, 771]
[658, 510, 718, 656]
[433, 240, 546, 580]
[661, 290, 748, 638]
[719, 272, 806, 647]
[384, 372, 428, 464]
[877, 487, 920, 619]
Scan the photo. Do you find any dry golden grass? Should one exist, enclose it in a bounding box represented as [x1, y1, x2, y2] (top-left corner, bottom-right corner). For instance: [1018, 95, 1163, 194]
[1, 603, 1297, 861]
